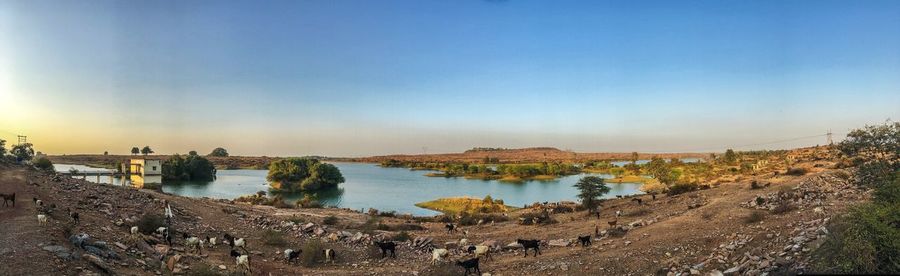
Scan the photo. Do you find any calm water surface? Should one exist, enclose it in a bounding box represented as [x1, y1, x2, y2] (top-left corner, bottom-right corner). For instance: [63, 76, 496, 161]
[59, 162, 645, 216]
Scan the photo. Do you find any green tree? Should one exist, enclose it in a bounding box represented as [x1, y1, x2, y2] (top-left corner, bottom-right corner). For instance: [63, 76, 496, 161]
[839, 120, 899, 161]
[161, 154, 216, 181]
[574, 176, 611, 214]
[646, 157, 679, 186]
[268, 158, 344, 192]
[131, 147, 140, 155]
[11, 143, 35, 161]
[0, 139, 6, 157]
[141, 146, 153, 156]
[188, 150, 198, 156]
[103, 151, 108, 156]
[482, 195, 493, 204]
[631, 152, 639, 165]
[724, 149, 738, 165]
[209, 147, 229, 157]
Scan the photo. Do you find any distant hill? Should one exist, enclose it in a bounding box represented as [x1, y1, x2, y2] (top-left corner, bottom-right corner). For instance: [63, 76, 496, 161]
[349, 147, 709, 164]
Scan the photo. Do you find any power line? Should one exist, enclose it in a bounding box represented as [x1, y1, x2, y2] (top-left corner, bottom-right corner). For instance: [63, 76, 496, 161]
[643, 132, 841, 153]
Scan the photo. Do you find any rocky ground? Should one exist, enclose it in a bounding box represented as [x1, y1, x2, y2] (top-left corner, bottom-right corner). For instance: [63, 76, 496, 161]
[0, 154, 867, 276]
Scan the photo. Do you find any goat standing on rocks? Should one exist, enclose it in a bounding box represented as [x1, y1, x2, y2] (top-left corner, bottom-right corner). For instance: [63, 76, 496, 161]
[374, 241, 396, 258]
[456, 257, 481, 275]
[284, 249, 301, 263]
[67, 208, 79, 225]
[517, 239, 541, 257]
[578, 235, 592, 247]
[323, 249, 336, 264]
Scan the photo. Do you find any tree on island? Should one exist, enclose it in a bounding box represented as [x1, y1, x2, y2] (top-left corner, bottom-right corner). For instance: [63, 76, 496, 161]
[267, 158, 344, 192]
[162, 154, 216, 181]
[141, 146, 153, 156]
[724, 149, 737, 165]
[646, 157, 680, 186]
[131, 147, 140, 155]
[188, 150, 198, 156]
[209, 147, 229, 157]
[574, 176, 610, 214]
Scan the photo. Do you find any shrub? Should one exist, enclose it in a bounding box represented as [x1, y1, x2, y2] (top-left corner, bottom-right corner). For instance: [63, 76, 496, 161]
[667, 182, 699, 196]
[786, 167, 808, 176]
[749, 180, 763, 190]
[743, 211, 766, 224]
[323, 215, 338, 225]
[626, 208, 651, 217]
[300, 240, 324, 267]
[268, 196, 293, 209]
[393, 231, 411, 242]
[137, 213, 166, 234]
[32, 157, 54, 171]
[772, 202, 796, 215]
[811, 202, 900, 274]
[262, 230, 287, 246]
[755, 196, 766, 206]
[296, 195, 323, 208]
[519, 211, 557, 225]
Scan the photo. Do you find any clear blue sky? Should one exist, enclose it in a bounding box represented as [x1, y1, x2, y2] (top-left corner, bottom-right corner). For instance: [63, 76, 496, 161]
[1, 0, 899, 156]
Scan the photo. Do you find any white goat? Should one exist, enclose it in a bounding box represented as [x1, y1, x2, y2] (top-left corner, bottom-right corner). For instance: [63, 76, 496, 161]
[156, 227, 167, 235]
[130, 226, 139, 235]
[431, 248, 449, 265]
[183, 234, 202, 255]
[37, 214, 48, 224]
[323, 249, 336, 264]
[236, 254, 251, 274]
[234, 238, 246, 251]
[467, 245, 493, 260]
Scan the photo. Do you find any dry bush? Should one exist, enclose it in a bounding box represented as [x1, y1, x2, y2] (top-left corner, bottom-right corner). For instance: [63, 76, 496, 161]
[300, 240, 324, 267]
[743, 211, 766, 224]
[323, 215, 338, 225]
[772, 202, 797, 215]
[262, 230, 287, 246]
[786, 167, 808, 176]
[137, 213, 166, 234]
[626, 208, 651, 217]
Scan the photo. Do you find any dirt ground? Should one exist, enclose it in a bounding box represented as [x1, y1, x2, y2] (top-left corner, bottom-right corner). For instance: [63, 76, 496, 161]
[0, 151, 866, 276]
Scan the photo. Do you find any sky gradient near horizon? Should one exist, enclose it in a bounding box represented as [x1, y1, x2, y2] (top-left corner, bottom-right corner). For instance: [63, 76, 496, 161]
[1, 0, 899, 157]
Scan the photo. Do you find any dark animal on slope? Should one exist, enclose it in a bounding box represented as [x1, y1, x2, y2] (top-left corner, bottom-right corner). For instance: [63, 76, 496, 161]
[578, 235, 592, 247]
[230, 249, 242, 258]
[67, 208, 79, 224]
[223, 233, 235, 247]
[517, 239, 541, 257]
[456, 257, 481, 275]
[608, 220, 617, 227]
[632, 198, 642, 205]
[616, 195, 623, 199]
[445, 223, 456, 233]
[0, 193, 14, 207]
[374, 241, 396, 258]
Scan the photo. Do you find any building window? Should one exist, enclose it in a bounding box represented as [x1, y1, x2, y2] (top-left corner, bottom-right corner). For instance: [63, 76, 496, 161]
[152, 166, 157, 171]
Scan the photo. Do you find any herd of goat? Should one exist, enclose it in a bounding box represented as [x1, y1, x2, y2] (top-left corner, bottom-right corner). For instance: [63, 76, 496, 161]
[0, 186, 647, 276]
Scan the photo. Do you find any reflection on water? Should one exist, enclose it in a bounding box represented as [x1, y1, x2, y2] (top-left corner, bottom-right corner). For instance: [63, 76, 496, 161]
[58, 162, 647, 216]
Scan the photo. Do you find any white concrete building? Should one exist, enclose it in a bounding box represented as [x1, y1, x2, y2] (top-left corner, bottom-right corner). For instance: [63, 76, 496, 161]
[128, 158, 161, 176]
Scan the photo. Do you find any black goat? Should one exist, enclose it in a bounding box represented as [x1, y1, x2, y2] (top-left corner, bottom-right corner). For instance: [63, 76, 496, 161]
[517, 239, 541, 257]
[230, 249, 242, 258]
[323, 248, 336, 263]
[578, 235, 592, 247]
[0, 193, 14, 207]
[223, 233, 235, 247]
[374, 241, 396, 258]
[445, 223, 456, 233]
[284, 249, 301, 263]
[67, 208, 79, 224]
[456, 257, 481, 275]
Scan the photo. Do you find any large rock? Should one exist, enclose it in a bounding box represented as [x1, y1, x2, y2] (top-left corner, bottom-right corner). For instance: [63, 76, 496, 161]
[548, 239, 571, 247]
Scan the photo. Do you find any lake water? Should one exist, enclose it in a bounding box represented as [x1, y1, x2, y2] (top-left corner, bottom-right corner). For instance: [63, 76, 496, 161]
[57, 162, 644, 216]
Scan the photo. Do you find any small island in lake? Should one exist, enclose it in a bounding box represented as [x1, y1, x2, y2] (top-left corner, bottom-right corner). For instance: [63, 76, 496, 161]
[415, 196, 519, 215]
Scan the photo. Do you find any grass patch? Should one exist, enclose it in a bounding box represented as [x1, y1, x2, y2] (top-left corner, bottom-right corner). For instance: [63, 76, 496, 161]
[393, 231, 411, 242]
[323, 215, 338, 225]
[300, 239, 324, 267]
[743, 211, 767, 224]
[262, 229, 287, 246]
[136, 213, 166, 235]
[626, 207, 651, 217]
[786, 167, 808, 176]
[772, 202, 797, 215]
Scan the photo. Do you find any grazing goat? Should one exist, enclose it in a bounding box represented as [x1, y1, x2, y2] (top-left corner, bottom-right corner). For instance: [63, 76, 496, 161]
[182, 233, 202, 255]
[223, 233, 235, 246]
[234, 238, 247, 252]
[651, 194, 657, 200]
[33, 198, 42, 207]
[615, 195, 623, 199]
[67, 208, 79, 224]
[459, 238, 469, 248]
[284, 249, 301, 263]
[595, 225, 600, 237]
[517, 239, 541, 257]
[431, 248, 449, 265]
[578, 235, 592, 247]
[373, 241, 396, 258]
[466, 245, 493, 261]
[235, 254, 251, 274]
[37, 214, 48, 224]
[206, 236, 216, 247]
[156, 227, 168, 235]
[456, 257, 481, 275]
[0, 193, 14, 207]
[230, 249, 242, 258]
[130, 226, 139, 235]
[445, 223, 456, 233]
[323, 248, 336, 264]
[607, 220, 617, 227]
[632, 198, 642, 205]
[615, 210, 623, 218]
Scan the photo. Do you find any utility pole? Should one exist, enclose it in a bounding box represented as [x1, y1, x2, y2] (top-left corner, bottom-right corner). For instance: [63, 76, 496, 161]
[826, 130, 833, 145]
[16, 135, 26, 145]
[422, 146, 428, 155]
